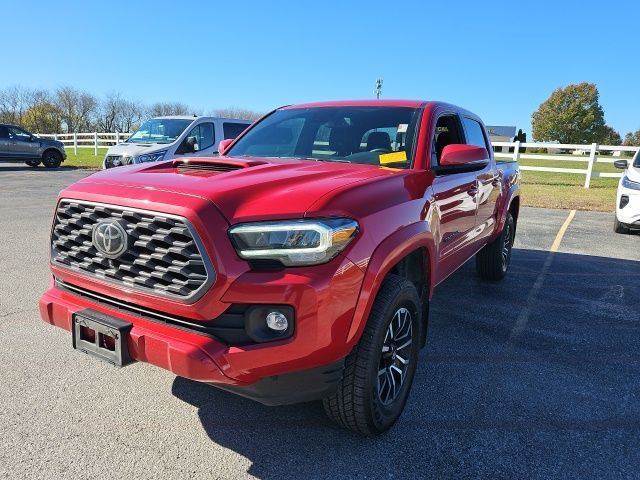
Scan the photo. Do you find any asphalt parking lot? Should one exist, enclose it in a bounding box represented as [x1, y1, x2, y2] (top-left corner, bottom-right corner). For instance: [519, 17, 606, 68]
[1, 164, 639, 479]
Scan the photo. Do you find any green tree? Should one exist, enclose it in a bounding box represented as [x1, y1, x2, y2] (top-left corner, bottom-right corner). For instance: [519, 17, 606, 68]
[624, 130, 640, 146]
[22, 102, 61, 133]
[532, 83, 606, 144]
[623, 130, 640, 157]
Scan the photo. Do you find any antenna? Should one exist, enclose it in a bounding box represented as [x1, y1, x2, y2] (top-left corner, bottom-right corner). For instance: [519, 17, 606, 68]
[374, 78, 383, 99]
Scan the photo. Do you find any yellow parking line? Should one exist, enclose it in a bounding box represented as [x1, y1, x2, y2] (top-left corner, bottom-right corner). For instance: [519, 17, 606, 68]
[550, 210, 576, 252]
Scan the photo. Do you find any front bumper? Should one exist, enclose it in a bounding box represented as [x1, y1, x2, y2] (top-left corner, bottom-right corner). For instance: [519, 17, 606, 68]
[616, 184, 640, 226]
[40, 250, 363, 403]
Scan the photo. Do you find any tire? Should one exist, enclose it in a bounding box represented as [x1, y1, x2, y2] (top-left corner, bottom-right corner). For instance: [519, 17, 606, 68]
[614, 216, 630, 234]
[476, 212, 515, 281]
[25, 159, 41, 167]
[42, 150, 62, 168]
[323, 275, 422, 436]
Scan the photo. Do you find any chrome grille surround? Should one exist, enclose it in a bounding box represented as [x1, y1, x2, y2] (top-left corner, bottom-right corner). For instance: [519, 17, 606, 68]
[51, 199, 215, 303]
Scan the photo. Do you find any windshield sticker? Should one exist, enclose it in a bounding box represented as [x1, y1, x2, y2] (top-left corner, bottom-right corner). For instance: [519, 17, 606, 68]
[379, 151, 407, 165]
[397, 124, 408, 133]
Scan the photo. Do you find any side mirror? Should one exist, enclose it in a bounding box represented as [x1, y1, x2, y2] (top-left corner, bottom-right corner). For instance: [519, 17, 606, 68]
[614, 159, 628, 170]
[185, 136, 199, 152]
[440, 144, 488, 166]
[218, 138, 234, 155]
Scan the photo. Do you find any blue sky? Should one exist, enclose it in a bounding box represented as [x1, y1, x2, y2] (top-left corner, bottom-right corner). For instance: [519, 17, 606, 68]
[3, 0, 639, 137]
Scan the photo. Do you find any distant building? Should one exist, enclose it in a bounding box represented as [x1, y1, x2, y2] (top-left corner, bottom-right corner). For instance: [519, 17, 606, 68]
[486, 126, 516, 152]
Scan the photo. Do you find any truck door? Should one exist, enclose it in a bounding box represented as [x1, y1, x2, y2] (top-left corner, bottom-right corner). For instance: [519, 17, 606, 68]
[431, 113, 479, 276]
[0, 126, 10, 158]
[461, 116, 499, 243]
[8, 126, 39, 159]
[178, 121, 216, 157]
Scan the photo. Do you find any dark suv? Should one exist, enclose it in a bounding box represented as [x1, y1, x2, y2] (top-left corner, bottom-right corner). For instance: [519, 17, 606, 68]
[0, 124, 66, 168]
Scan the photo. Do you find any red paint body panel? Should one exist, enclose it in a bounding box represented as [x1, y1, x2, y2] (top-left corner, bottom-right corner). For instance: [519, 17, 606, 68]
[40, 99, 520, 398]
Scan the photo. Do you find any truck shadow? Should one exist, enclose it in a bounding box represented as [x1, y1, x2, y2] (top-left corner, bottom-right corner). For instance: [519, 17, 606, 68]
[172, 248, 640, 479]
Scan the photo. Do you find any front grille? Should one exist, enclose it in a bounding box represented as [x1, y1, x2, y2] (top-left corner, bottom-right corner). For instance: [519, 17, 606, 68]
[51, 200, 214, 302]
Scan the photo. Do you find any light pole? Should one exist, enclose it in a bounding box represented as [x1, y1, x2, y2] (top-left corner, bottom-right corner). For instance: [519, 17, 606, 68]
[375, 78, 383, 99]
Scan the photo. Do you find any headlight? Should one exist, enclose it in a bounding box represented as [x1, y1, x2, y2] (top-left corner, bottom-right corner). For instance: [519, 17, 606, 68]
[135, 150, 167, 164]
[622, 175, 640, 191]
[229, 218, 359, 266]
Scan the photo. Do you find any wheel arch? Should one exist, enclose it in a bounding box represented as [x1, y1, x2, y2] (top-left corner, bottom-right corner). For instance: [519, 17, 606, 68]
[495, 186, 520, 237]
[345, 222, 435, 348]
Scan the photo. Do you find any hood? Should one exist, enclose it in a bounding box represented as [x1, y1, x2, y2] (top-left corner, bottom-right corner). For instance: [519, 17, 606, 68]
[106, 141, 172, 157]
[39, 137, 64, 148]
[76, 156, 403, 223]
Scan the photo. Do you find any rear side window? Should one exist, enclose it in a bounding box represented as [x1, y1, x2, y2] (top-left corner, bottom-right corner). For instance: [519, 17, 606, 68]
[186, 122, 215, 150]
[432, 114, 465, 165]
[223, 122, 249, 139]
[462, 117, 489, 151]
[0, 126, 8, 138]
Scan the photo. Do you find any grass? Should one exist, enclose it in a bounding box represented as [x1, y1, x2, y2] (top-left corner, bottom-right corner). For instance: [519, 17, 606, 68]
[63, 148, 107, 168]
[514, 153, 620, 212]
[61, 148, 621, 212]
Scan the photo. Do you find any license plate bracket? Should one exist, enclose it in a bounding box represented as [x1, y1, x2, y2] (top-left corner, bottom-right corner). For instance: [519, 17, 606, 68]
[72, 309, 134, 367]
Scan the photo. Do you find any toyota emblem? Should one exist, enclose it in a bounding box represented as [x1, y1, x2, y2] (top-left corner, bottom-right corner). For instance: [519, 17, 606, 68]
[92, 220, 128, 258]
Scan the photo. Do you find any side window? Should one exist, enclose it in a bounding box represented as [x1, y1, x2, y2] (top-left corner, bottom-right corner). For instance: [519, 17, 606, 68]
[432, 114, 464, 165]
[0, 126, 8, 139]
[462, 117, 489, 151]
[223, 122, 249, 139]
[8, 126, 31, 141]
[186, 122, 215, 151]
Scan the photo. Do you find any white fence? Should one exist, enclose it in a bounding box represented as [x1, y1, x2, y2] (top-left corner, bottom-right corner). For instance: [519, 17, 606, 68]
[36, 132, 131, 155]
[492, 142, 639, 188]
[35, 132, 640, 188]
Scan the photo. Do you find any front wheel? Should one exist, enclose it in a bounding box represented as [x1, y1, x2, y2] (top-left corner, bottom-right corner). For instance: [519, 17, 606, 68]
[476, 212, 515, 281]
[323, 275, 422, 436]
[42, 150, 62, 168]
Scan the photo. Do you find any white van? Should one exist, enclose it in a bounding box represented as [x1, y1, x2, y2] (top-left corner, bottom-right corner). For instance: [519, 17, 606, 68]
[102, 116, 252, 169]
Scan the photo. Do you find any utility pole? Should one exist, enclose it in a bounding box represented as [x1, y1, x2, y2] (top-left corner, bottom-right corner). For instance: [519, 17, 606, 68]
[374, 78, 383, 99]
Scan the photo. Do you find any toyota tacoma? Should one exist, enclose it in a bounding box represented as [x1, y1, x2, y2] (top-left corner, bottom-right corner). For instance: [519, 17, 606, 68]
[40, 100, 520, 435]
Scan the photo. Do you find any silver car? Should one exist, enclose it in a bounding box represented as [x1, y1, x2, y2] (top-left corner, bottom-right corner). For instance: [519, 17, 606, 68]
[0, 124, 67, 168]
[102, 116, 252, 169]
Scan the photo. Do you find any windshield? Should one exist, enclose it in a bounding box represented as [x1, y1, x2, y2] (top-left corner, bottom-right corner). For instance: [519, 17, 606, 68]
[227, 106, 421, 168]
[128, 118, 193, 144]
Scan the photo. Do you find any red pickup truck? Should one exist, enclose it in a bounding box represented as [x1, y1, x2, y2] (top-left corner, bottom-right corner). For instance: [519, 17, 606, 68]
[40, 100, 520, 435]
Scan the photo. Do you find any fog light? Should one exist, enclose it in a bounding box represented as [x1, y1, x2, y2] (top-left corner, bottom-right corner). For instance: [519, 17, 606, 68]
[620, 195, 629, 209]
[266, 311, 288, 331]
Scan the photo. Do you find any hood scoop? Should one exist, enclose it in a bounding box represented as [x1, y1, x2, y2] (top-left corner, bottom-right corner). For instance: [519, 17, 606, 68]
[173, 159, 263, 175]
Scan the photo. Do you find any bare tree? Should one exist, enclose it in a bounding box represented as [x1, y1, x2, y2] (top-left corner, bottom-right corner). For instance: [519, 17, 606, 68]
[54, 86, 97, 132]
[0, 85, 38, 125]
[95, 92, 121, 132]
[148, 102, 191, 117]
[213, 107, 264, 121]
[120, 100, 146, 132]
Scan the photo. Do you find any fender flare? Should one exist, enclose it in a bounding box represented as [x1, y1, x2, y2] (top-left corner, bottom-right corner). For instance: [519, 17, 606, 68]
[494, 184, 520, 239]
[345, 221, 436, 346]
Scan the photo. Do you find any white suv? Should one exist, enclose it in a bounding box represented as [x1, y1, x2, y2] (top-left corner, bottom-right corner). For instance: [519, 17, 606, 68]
[614, 151, 640, 234]
[103, 116, 252, 169]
